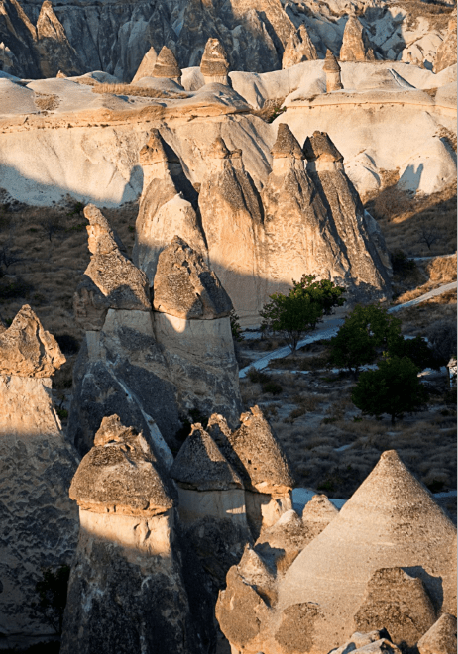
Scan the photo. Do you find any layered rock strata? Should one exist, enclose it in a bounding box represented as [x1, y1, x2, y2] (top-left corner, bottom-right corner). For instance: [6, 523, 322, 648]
[323, 49, 343, 92]
[153, 237, 242, 428]
[152, 45, 182, 84]
[340, 14, 376, 62]
[208, 406, 294, 537]
[216, 450, 457, 654]
[0, 305, 78, 646]
[200, 38, 230, 85]
[282, 24, 317, 69]
[60, 415, 211, 654]
[133, 129, 206, 282]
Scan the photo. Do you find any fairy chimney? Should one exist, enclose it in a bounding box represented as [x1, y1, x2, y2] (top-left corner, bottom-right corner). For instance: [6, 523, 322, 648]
[282, 24, 317, 68]
[200, 38, 230, 85]
[323, 50, 343, 91]
[132, 45, 158, 83]
[339, 14, 375, 62]
[152, 46, 181, 84]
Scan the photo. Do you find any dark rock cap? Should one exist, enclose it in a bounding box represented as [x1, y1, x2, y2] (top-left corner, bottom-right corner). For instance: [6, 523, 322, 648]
[271, 124, 304, 160]
[323, 49, 341, 72]
[171, 424, 243, 491]
[69, 414, 173, 514]
[139, 128, 180, 166]
[302, 131, 344, 163]
[209, 137, 231, 159]
[200, 38, 230, 77]
[152, 46, 181, 79]
[0, 304, 65, 378]
[153, 236, 233, 319]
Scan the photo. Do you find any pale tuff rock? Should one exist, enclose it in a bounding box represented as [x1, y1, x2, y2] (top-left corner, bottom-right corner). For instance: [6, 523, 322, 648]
[74, 204, 151, 330]
[0, 328, 78, 642]
[303, 131, 391, 300]
[354, 567, 436, 647]
[282, 24, 317, 69]
[340, 14, 376, 62]
[131, 45, 158, 83]
[200, 38, 230, 84]
[69, 414, 173, 515]
[35, 0, 83, 77]
[256, 509, 312, 572]
[271, 122, 304, 160]
[61, 416, 211, 654]
[152, 238, 242, 428]
[417, 613, 457, 654]
[171, 424, 243, 491]
[0, 304, 65, 377]
[330, 631, 401, 654]
[198, 136, 265, 323]
[153, 45, 182, 82]
[276, 450, 457, 653]
[433, 10, 457, 73]
[153, 236, 232, 319]
[323, 49, 343, 92]
[301, 493, 339, 539]
[134, 130, 206, 283]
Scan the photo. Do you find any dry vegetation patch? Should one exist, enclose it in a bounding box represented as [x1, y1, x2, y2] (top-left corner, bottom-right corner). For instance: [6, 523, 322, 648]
[35, 93, 60, 112]
[91, 83, 188, 99]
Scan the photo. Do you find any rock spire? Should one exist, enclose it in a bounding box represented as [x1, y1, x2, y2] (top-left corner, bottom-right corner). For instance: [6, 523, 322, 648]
[200, 38, 230, 84]
[323, 50, 343, 91]
[131, 45, 158, 83]
[433, 8, 457, 73]
[339, 14, 376, 62]
[271, 123, 304, 160]
[152, 45, 181, 81]
[282, 24, 317, 68]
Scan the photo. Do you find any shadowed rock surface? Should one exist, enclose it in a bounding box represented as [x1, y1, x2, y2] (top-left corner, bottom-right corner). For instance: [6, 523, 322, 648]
[0, 307, 78, 647]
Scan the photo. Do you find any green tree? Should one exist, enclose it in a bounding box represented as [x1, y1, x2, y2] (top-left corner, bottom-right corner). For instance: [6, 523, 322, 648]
[352, 356, 428, 424]
[387, 334, 439, 372]
[260, 275, 345, 352]
[329, 304, 402, 377]
[32, 565, 70, 634]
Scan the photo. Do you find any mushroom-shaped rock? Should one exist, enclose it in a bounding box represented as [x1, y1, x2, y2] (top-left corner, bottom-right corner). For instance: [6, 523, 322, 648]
[74, 205, 151, 329]
[132, 45, 158, 83]
[152, 46, 181, 80]
[277, 450, 457, 653]
[171, 424, 243, 491]
[69, 414, 173, 515]
[271, 124, 304, 160]
[301, 494, 339, 538]
[200, 38, 230, 84]
[303, 130, 344, 164]
[153, 236, 233, 319]
[340, 14, 375, 62]
[0, 305, 65, 377]
[417, 613, 457, 654]
[323, 50, 343, 92]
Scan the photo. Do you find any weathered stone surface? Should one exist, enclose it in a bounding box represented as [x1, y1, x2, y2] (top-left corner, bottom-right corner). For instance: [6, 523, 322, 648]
[35, 0, 83, 77]
[171, 424, 242, 491]
[256, 509, 311, 572]
[69, 414, 174, 515]
[200, 38, 230, 84]
[354, 567, 436, 647]
[0, 374, 78, 645]
[434, 10, 457, 73]
[340, 14, 376, 62]
[330, 631, 401, 654]
[131, 45, 157, 83]
[417, 613, 457, 654]
[323, 49, 343, 91]
[61, 421, 211, 654]
[282, 24, 317, 69]
[153, 236, 232, 319]
[74, 205, 151, 329]
[133, 130, 207, 283]
[153, 45, 181, 80]
[301, 493, 339, 539]
[0, 304, 65, 377]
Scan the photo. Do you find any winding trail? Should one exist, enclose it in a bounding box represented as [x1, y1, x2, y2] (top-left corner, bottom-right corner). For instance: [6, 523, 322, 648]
[239, 281, 457, 378]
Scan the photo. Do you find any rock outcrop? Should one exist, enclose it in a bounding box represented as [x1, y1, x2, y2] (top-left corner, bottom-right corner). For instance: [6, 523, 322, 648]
[433, 9, 457, 73]
[216, 450, 457, 654]
[60, 415, 210, 654]
[282, 24, 317, 69]
[330, 630, 401, 654]
[152, 237, 242, 427]
[0, 306, 78, 647]
[340, 14, 376, 62]
[417, 613, 457, 654]
[131, 45, 157, 83]
[323, 49, 343, 92]
[152, 45, 181, 83]
[133, 129, 206, 283]
[35, 0, 83, 77]
[200, 38, 230, 85]
[208, 406, 294, 537]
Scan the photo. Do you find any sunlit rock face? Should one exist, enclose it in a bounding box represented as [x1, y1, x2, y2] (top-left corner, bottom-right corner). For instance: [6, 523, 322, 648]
[60, 415, 211, 654]
[216, 450, 457, 654]
[339, 14, 375, 62]
[0, 307, 78, 648]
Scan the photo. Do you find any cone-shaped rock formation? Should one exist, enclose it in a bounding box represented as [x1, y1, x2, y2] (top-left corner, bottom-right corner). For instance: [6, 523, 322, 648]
[340, 14, 376, 62]
[200, 38, 230, 84]
[323, 49, 343, 91]
[36, 0, 83, 77]
[0, 306, 78, 643]
[131, 45, 158, 83]
[282, 24, 317, 68]
[433, 9, 457, 73]
[152, 45, 181, 80]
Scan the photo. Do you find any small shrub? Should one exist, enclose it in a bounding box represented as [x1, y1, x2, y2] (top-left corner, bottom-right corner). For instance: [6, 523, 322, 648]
[391, 250, 416, 276]
[0, 277, 32, 299]
[230, 309, 244, 342]
[262, 381, 283, 395]
[56, 408, 68, 419]
[67, 202, 84, 217]
[32, 565, 70, 634]
[247, 367, 270, 384]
